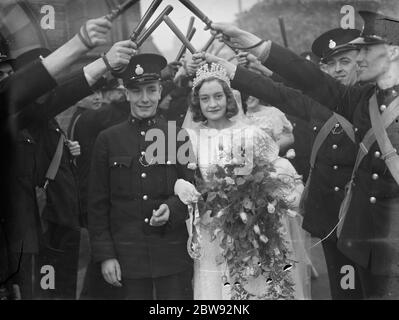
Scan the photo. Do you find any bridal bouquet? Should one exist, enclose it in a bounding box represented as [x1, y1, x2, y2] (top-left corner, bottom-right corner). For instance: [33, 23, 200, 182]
[194, 156, 296, 300]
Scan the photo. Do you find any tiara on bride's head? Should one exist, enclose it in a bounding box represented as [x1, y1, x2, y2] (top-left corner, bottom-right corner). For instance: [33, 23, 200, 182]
[192, 63, 231, 90]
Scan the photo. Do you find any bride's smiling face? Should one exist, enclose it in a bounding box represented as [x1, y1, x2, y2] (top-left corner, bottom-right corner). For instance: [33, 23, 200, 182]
[198, 80, 227, 122]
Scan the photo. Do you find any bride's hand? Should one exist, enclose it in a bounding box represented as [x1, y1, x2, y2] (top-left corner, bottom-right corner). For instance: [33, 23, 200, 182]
[174, 179, 201, 205]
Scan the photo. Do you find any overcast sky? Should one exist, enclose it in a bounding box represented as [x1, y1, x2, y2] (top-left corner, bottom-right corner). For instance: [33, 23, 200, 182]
[139, 0, 258, 56]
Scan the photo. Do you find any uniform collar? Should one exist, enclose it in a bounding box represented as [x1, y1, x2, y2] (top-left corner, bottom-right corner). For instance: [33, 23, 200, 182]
[129, 114, 158, 127]
[376, 84, 399, 106]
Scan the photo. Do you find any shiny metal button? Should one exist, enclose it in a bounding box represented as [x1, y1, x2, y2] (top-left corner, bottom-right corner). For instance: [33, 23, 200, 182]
[374, 151, 381, 158]
[144, 218, 149, 223]
[354, 127, 358, 132]
[332, 144, 338, 150]
[334, 123, 340, 128]
[370, 197, 376, 204]
[372, 173, 379, 180]
[334, 187, 340, 192]
[113, 162, 117, 166]
[166, 160, 172, 165]
[141, 131, 145, 136]
[380, 104, 387, 112]
[333, 165, 338, 170]
[141, 151, 146, 156]
[141, 173, 147, 178]
[313, 126, 317, 131]
[143, 195, 148, 200]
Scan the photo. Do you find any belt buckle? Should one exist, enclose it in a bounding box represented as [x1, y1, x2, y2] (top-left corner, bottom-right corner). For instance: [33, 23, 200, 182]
[332, 125, 343, 135]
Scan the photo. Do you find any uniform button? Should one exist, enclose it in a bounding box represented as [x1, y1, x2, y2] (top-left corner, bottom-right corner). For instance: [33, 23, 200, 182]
[313, 126, 317, 131]
[332, 144, 338, 150]
[334, 123, 340, 128]
[370, 197, 377, 204]
[147, 120, 152, 125]
[354, 127, 358, 132]
[141, 131, 145, 136]
[346, 240, 352, 248]
[166, 160, 172, 165]
[141, 173, 147, 178]
[334, 187, 340, 192]
[374, 151, 381, 158]
[143, 195, 148, 200]
[55, 128, 60, 132]
[372, 173, 379, 180]
[144, 218, 149, 223]
[113, 162, 117, 166]
[333, 165, 338, 170]
[141, 151, 146, 156]
[380, 104, 387, 112]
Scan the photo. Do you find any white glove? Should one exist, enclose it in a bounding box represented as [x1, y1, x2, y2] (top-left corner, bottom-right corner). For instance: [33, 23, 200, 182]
[174, 179, 201, 205]
[272, 157, 304, 209]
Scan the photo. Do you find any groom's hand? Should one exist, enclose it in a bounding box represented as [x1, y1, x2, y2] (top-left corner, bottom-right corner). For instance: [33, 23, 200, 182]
[101, 259, 122, 287]
[150, 204, 170, 227]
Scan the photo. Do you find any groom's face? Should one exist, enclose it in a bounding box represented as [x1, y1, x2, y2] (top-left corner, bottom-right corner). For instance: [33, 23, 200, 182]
[199, 80, 227, 122]
[126, 80, 162, 119]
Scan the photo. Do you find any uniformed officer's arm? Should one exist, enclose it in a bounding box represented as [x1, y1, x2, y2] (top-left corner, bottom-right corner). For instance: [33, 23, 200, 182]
[209, 23, 362, 115]
[88, 132, 117, 263]
[83, 40, 137, 86]
[12, 70, 105, 130]
[232, 66, 333, 123]
[1, 17, 112, 116]
[41, 17, 112, 82]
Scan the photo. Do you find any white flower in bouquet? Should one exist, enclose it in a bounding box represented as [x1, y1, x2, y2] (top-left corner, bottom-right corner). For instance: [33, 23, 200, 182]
[259, 235, 269, 244]
[239, 211, 248, 224]
[267, 203, 276, 214]
[253, 224, 261, 235]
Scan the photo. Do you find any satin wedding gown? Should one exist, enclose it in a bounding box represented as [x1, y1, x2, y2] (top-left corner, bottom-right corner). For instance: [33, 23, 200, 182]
[186, 120, 311, 300]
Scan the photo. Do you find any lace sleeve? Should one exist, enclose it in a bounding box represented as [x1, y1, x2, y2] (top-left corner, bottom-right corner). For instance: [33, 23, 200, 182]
[251, 125, 279, 163]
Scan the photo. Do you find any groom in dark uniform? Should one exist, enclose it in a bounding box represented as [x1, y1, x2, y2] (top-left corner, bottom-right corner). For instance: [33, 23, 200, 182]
[88, 53, 194, 299]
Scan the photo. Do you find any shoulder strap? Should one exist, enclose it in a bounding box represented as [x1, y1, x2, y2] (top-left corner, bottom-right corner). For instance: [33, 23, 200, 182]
[334, 113, 356, 143]
[43, 135, 65, 190]
[337, 94, 399, 237]
[309, 113, 355, 168]
[69, 113, 83, 141]
[369, 95, 399, 185]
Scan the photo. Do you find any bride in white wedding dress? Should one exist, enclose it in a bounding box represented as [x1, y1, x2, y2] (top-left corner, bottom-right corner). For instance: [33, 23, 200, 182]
[176, 63, 311, 300]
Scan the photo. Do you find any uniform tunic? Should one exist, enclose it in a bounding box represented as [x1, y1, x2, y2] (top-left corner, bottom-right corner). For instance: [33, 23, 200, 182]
[88, 115, 194, 279]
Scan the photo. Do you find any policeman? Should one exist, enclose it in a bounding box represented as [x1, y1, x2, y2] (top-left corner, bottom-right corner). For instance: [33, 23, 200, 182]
[88, 53, 195, 300]
[312, 28, 361, 86]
